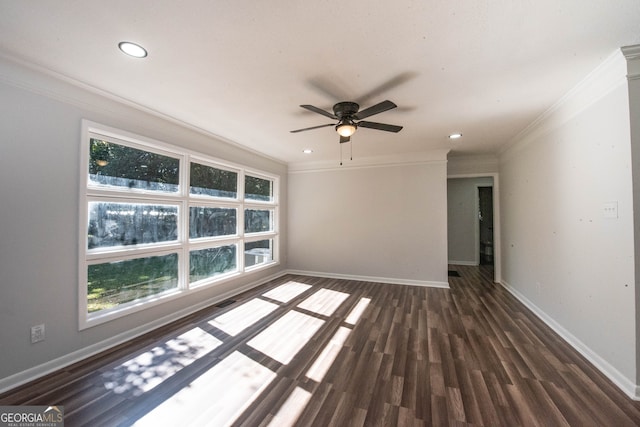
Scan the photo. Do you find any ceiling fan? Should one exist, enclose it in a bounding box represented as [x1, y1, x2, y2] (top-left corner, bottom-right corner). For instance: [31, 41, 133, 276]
[290, 100, 403, 144]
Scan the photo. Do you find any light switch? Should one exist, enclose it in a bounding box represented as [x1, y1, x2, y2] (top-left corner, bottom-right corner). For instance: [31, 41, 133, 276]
[603, 202, 618, 219]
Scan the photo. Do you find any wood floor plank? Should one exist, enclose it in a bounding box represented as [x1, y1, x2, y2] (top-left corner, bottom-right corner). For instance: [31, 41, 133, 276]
[525, 378, 571, 427]
[400, 351, 417, 411]
[234, 376, 295, 426]
[469, 369, 501, 426]
[429, 361, 446, 397]
[455, 361, 484, 425]
[293, 382, 332, 427]
[445, 386, 466, 423]
[413, 357, 430, 422]
[2, 267, 640, 426]
[431, 394, 449, 426]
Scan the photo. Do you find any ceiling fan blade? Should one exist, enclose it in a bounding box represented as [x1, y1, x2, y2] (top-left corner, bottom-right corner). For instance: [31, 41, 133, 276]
[355, 72, 417, 105]
[357, 121, 403, 133]
[300, 104, 337, 119]
[339, 135, 350, 144]
[307, 76, 349, 102]
[290, 123, 335, 133]
[354, 100, 397, 120]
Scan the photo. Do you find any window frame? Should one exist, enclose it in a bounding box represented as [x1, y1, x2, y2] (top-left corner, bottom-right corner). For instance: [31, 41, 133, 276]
[79, 120, 279, 329]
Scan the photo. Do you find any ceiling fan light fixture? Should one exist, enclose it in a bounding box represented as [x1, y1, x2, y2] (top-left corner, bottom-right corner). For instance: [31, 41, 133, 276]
[336, 120, 357, 137]
[449, 133, 462, 140]
[118, 41, 148, 58]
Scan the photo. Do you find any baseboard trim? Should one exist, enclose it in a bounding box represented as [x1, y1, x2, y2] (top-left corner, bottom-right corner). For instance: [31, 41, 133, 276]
[499, 279, 640, 401]
[0, 270, 289, 395]
[285, 269, 450, 289]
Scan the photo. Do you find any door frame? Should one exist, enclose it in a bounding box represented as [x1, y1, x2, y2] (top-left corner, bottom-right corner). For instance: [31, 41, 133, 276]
[448, 173, 501, 283]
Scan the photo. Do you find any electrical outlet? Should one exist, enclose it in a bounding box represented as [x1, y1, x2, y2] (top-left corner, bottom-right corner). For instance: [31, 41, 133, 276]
[31, 324, 45, 343]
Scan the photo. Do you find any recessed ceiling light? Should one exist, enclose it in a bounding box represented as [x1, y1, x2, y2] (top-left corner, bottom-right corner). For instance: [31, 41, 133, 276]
[448, 133, 462, 140]
[118, 41, 148, 58]
[303, 149, 313, 154]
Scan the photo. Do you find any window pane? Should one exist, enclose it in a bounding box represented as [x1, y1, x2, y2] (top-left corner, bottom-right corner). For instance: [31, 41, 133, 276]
[189, 207, 237, 239]
[245, 209, 273, 233]
[190, 163, 238, 198]
[245, 175, 273, 202]
[87, 254, 179, 313]
[89, 139, 179, 192]
[190, 245, 237, 283]
[245, 239, 273, 268]
[88, 202, 178, 249]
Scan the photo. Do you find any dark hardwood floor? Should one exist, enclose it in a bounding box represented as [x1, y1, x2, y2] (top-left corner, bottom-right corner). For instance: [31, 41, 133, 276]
[2, 265, 640, 426]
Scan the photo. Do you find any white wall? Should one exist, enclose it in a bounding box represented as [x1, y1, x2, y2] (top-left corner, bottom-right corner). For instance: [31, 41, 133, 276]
[447, 177, 494, 265]
[0, 57, 288, 390]
[287, 159, 448, 286]
[499, 50, 637, 396]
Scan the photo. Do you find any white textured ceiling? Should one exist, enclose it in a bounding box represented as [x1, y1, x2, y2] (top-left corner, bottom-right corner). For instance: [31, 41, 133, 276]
[1, 0, 639, 166]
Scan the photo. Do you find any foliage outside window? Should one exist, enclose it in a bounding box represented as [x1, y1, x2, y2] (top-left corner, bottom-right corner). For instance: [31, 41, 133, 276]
[190, 162, 238, 198]
[245, 209, 274, 233]
[88, 254, 179, 313]
[81, 124, 278, 328]
[88, 202, 179, 249]
[189, 207, 237, 239]
[89, 139, 179, 192]
[189, 245, 237, 284]
[245, 175, 273, 202]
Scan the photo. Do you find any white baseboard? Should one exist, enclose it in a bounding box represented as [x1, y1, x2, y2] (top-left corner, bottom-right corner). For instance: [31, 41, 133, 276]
[285, 269, 450, 289]
[0, 270, 289, 395]
[499, 279, 640, 401]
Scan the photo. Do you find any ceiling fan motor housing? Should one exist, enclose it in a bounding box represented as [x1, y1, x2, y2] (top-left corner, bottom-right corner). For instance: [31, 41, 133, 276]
[333, 102, 360, 119]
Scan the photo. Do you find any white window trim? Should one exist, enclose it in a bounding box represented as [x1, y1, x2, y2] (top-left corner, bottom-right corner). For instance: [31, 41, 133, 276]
[79, 120, 279, 329]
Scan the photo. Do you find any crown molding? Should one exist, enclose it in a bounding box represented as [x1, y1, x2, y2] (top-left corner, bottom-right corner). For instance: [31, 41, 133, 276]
[0, 52, 287, 166]
[499, 49, 628, 160]
[447, 154, 499, 176]
[622, 44, 640, 80]
[621, 44, 640, 59]
[288, 149, 450, 173]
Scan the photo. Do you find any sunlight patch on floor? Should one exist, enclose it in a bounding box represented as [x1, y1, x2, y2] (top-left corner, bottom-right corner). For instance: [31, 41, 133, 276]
[345, 297, 371, 325]
[297, 288, 350, 316]
[267, 386, 312, 427]
[247, 310, 325, 364]
[107, 283, 362, 423]
[263, 281, 312, 303]
[306, 326, 351, 382]
[103, 327, 221, 396]
[133, 351, 276, 427]
[208, 298, 279, 336]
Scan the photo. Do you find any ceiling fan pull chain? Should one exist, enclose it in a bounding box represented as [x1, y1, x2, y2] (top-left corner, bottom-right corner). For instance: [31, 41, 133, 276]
[350, 139, 353, 161]
[340, 141, 343, 166]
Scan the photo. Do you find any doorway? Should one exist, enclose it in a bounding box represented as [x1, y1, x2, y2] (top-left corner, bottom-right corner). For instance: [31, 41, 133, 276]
[447, 174, 501, 283]
[478, 186, 494, 265]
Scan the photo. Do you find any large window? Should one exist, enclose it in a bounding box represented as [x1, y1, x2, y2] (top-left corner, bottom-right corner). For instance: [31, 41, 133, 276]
[80, 122, 279, 328]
